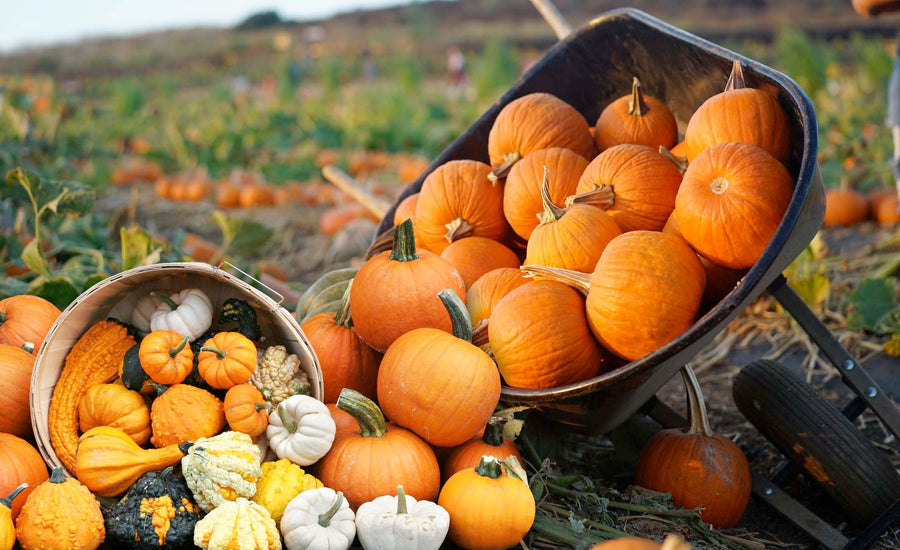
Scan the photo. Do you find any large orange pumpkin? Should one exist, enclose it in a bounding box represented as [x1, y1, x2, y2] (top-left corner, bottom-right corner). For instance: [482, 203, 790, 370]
[316, 389, 441, 510]
[0, 295, 61, 355]
[301, 285, 381, 403]
[525, 170, 622, 273]
[569, 144, 683, 233]
[0, 434, 48, 521]
[466, 267, 532, 329]
[594, 76, 677, 152]
[674, 141, 794, 270]
[487, 93, 595, 182]
[413, 160, 507, 254]
[489, 279, 605, 389]
[377, 290, 500, 447]
[0, 344, 35, 438]
[683, 60, 791, 166]
[440, 236, 521, 289]
[349, 219, 466, 352]
[502, 147, 590, 241]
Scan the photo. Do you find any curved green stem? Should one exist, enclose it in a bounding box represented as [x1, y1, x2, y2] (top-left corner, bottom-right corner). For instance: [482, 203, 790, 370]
[0, 311, 6, 326]
[151, 291, 179, 311]
[334, 280, 353, 329]
[437, 289, 472, 342]
[396, 485, 408, 515]
[0, 483, 28, 508]
[389, 219, 419, 262]
[199, 345, 226, 360]
[483, 417, 506, 446]
[337, 388, 386, 438]
[49, 466, 66, 484]
[169, 335, 189, 357]
[278, 403, 298, 433]
[318, 492, 344, 527]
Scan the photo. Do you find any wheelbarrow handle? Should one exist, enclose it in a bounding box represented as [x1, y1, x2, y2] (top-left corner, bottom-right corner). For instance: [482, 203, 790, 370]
[529, 0, 573, 40]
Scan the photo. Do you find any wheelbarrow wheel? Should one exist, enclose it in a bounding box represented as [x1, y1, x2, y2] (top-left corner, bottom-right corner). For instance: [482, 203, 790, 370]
[732, 359, 900, 525]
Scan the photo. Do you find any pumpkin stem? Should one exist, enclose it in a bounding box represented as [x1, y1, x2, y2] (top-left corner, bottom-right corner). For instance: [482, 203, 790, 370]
[389, 219, 419, 263]
[169, 335, 190, 358]
[0, 311, 6, 325]
[659, 145, 688, 175]
[151, 291, 179, 311]
[255, 401, 272, 413]
[537, 166, 566, 224]
[483, 417, 507, 446]
[396, 485, 408, 515]
[682, 364, 714, 437]
[199, 345, 227, 360]
[518, 265, 591, 295]
[724, 59, 746, 92]
[334, 280, 354, 329]
[474, 456, 503, 479]
[177, 441, 194, 455]
[277, 403, 299, 433]
[444, 217, 475, 244]
[337, 388, 387, 438]
[318, 492, 345, 527]
[49, 466, 67, 484]
[437, 289, 472, 342]
[0, 483, 28, 509]
[488, 151, 523, 184]
[628, 76, 649, 116]
[564, 184, 615, 210]
[21, 341, 35, 354]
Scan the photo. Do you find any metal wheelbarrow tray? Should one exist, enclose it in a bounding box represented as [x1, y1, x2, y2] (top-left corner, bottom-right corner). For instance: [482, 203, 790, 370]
[374, 7, 823, 434]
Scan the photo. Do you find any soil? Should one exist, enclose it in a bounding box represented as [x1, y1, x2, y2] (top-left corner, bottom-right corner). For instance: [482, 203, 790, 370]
[99, 184, 900, 548]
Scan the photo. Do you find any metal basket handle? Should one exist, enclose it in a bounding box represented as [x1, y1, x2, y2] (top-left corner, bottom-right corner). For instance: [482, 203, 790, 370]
[216, 260, 284, 309]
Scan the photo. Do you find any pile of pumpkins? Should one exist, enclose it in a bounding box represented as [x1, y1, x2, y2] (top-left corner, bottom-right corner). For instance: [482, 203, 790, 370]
[823, 185, 900, 228]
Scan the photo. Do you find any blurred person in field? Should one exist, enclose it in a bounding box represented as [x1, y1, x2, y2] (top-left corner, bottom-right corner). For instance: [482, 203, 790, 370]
[447, 46, 467, 86]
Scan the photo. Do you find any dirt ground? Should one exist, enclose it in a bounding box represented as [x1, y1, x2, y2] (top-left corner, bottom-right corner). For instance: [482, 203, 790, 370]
[104, 184, 900, 548]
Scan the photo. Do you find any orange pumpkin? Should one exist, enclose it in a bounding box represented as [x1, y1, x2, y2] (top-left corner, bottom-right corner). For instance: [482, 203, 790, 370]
[319, 203, 368, 236]
[0, 344, 35, 438]
[594, 76, 677, 152]
[150, 384, 226, 448]
[824, 188, 869, 227]
[349, 219, 466, 352]
[635, 366, 751, 528]
[377, 290, 501, 447]
[503, 147, 589, 241]
[489, 279, 604, 389]
[326, 403, 360, 437]
[215, 180, 242, 208]
[413, 160, 507, 254]
[442, 418, 522, 482]
[78, 383, 152, 445]
[487, 92, 595, 181]
[393, 193, 420, 227]
[138, 330, 193, 385]
[525, 169, 622, 273]
[683, 60, 791, 166]
[316, 389, 441, 510]
[300, 285, 381, 403]
[197, 332, 258, 389]
[873, 192, 900, 226]
[465, 267, 532, 329]
[0, 295, 61, 355]
[0, 434, 48, 521]
[569, 144, 683, 233]
[238, 183, 276, 208]
[181, 232, 220, 264]
[224, 383, 271, 438]
[440, 236, 521, 289]
[674, 141, 794, 269]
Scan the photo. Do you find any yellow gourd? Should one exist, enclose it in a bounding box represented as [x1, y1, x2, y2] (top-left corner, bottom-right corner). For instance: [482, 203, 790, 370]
[1, 485, 26, 550]
[193, 498, 280, 550]
[252, 459, 323, 522]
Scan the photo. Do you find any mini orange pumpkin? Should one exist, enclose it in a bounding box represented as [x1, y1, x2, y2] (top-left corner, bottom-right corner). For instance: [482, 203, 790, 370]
[0, 295, 61, 355]
[224, 383, 271, 438]
[594, 76, 677, 152]
[197, 332, 258, 389]
[150, 384, 226, 448]
[138, 330, 193, 385]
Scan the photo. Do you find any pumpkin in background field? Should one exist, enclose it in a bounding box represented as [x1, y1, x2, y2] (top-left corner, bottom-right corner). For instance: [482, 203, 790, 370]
[674, 141, 794, 269]
[465, 267, 532, 328]
[683, 60, 791, 165]
[440, 236, 521, 289]
[594, 76, 678, 152]
[0, 295, 61, 355]
[873, 192, 900, 226]
[0, 345, 34, 438]
[635, 366, 751, 528]
[0, 434, 48, 522]
[414, 160, 507, 254]
[503, 147, 589, 241]
[349, 219, 466, 352]
[568, 144, 683, 233]
[823, 187, 869, 227]
[487, 92, 595, 181]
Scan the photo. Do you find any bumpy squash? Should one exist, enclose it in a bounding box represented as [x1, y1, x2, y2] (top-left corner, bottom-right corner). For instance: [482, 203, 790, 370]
[150, 384, 226, 448]
[193, 498, 280, 550]
[181, 431, 262, 512]
[251, 458, 323, 523]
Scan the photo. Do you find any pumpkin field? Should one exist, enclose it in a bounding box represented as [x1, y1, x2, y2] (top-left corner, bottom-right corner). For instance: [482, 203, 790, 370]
[1, 1, 899, 548]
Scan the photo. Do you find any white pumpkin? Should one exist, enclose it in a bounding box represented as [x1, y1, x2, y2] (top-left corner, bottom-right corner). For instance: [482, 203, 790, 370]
[281, 487, 355, 550]
[267, 394, 336, 466]
[355, 485, 449, 550]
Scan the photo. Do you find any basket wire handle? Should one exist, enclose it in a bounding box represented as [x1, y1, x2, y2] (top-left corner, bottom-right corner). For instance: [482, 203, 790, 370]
[530, 0, 572, 40]
[217, 260, 284, 310]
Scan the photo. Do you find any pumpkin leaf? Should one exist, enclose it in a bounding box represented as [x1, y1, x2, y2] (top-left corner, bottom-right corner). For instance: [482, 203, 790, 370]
[0, 277, 30, 299]
[845, 277, 899, 333]
[6, 167, 94, 218]
[211, 210, 272, 258]
[21, 238, 51, 278]
[29, 277, 80, 310]
[120, 226, 163, 271]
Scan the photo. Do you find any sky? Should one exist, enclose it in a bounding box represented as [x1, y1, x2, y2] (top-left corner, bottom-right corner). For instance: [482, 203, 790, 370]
[0, 0, 410, 53]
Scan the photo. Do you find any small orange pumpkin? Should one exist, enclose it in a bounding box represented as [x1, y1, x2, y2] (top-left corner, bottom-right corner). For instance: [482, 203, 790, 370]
[393, 193, 420, 227]
[150, 384, 226, 448]
[824, 187, 869, 227]
[0, 434, 48, 522]
[197, 332, 258, 389]
[138, 330, 193, 385]
[224, 383, 271, 438]
[594, 76, 677, 152]
[0, 344, 35, 438]
[440, 236, 521, 289]
[78, 383, 152, 445]
[442, 418, 522, 482]
[465, 267, 532, 329]
[0, 295, 61, 355]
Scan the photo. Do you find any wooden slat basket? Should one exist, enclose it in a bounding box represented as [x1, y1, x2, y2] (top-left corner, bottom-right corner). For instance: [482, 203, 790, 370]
[30, 261, 323, 474]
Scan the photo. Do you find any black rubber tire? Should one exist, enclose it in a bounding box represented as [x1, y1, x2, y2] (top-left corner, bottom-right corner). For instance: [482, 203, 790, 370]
[733, 359, 900, 525]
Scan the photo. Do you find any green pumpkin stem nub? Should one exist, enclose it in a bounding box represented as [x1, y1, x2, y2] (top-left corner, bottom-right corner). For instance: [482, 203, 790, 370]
[390, 219, 419, 263]
[199, 345, 227, 360]
[628, 76, 649, 116]
[474, 456, 503, 479]
[483, 417, 506, 446]
[0, 311, 6, 325]
[537, 166, 566, 224]
[318, 492, 345, 527]
[682, 364, 713, 437]
[169, 335, 189, 358]
[49, 466, 67, 484]
[151, 291, 179, 311]
[278, 403, 298, 433]
[437, 289, 472, 342]
[396, 485, 408, 515]
[0, 483, 28, 508]
[724, 60, 746, 92]
[337, 388, 387, 438]
[335, 280, 353, 329]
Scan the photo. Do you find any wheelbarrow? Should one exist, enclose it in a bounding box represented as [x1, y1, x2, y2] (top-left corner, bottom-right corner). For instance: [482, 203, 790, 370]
[361, 5, 899, 547]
